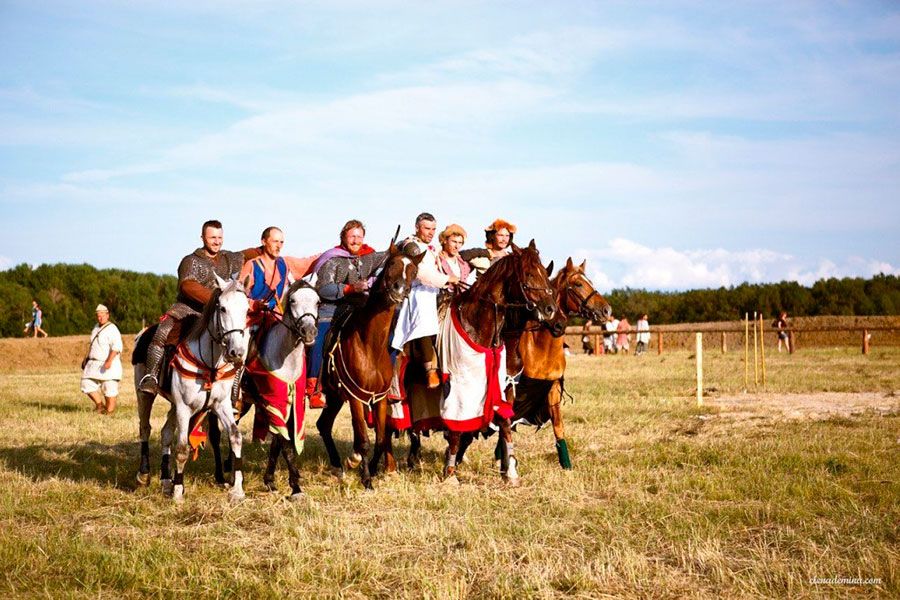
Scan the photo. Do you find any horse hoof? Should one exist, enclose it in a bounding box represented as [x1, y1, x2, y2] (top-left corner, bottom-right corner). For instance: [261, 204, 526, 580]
[363, 479, 374, 491]
[161, 479, 174, 497]
[344, 453, 362, 470]
[228, 490, 246, 503]
[505, 476, 521, 487]
[288, 491, 305, 502]
[442, 475, 460, 486]
[264, 480, 278, 493]
[136, 472, 150, 486]
[329, 467, 345, 481]
[172, 485, 184, 502]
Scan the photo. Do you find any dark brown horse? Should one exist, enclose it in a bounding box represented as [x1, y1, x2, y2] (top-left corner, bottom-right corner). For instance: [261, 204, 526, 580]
[316, 244, 423, 489]
[396, 240, 558, 485]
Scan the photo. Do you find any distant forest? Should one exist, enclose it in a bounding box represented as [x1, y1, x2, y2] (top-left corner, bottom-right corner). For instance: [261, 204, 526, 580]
[1, 263, 898, 337]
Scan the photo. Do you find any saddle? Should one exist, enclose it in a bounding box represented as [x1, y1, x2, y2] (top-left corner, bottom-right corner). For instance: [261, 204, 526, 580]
[322, 297, 366, 359]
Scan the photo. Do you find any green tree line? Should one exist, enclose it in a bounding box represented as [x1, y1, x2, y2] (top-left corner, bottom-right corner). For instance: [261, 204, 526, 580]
[1, 263, 898, 337]
[601, 274, 900, 324]
[1, 263, 177, 337]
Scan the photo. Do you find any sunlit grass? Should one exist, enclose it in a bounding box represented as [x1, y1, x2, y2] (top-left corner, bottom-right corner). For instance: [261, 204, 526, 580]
[0, 348, 897, 598]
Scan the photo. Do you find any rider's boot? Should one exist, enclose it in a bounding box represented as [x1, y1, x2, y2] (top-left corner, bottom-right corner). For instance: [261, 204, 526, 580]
[306, 377, 326, 409]
[139, 339, 165, 395]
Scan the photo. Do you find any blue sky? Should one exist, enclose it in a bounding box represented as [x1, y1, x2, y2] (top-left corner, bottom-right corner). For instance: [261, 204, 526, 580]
[1, 0, 898, 291]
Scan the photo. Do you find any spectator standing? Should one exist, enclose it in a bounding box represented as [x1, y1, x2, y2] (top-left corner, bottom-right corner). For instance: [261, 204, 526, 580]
[773, 311, 791, 353]
[80, 304, 123, 415]
[616, 316, 631, 354]
[635, 314, 650, 355]
[581, 320, 595, 355]
[604, 316, 619, 353]
[30, 300, 49, 338]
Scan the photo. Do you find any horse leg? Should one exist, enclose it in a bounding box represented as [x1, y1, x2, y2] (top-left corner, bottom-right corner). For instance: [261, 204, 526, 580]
[136, 390, 154, 486]
[172, 402, 192, 502]
[347, 398, 373, 489]
[406, 430, 422, 470]
[456, 432, 475, 465]
[444, 431, 461, 483]
[548, 380, 572, 469]
[316, 395, 344, 477]
[383, 425, 398, 474]
[159, 404, 176, 496]
[368, 399, 390, 476]
[497, 416, 520, 486]
[214, 401, 245, 503]
[208, 414, 227, 485]
[280, 439, 304, 500]
[264, 435, 282, 492]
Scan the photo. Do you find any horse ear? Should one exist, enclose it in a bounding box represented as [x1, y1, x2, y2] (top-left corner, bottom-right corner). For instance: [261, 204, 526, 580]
[579, 259, 587, 272]
[545, 260, 554, 277]
[528, 239, 537, 251]
[411, 251, 426, 265]
[566, 257, 574, 270]
[389, 241, 399, 255]
[214, 273, 227, 289]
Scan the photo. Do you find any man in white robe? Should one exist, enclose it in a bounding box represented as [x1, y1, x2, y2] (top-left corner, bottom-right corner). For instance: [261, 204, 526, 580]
[391, 212, 458, 388]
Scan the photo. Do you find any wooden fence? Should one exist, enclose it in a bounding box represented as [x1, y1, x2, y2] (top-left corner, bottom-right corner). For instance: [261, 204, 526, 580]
[565, 325, 900, 355]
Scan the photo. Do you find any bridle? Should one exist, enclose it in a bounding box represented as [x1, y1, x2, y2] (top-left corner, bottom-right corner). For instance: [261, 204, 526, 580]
[276, 280, 319, 347]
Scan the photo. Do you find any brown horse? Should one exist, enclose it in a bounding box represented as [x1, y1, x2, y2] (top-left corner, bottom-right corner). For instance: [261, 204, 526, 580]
[316, 244, 423, 489]
[453, 257, 611, 470]
[394, 240, 558, 484]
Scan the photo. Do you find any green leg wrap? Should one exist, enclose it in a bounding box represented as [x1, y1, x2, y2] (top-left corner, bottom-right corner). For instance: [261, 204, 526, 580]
[556, 439, 572, 470]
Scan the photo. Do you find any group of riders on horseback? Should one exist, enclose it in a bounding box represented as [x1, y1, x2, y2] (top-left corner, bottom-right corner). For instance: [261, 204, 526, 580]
[132, 214, 612, 500]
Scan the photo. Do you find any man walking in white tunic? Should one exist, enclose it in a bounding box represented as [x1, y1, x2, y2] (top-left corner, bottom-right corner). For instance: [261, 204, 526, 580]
[80, 304, 124, 414]
[391, 213, 459, 388]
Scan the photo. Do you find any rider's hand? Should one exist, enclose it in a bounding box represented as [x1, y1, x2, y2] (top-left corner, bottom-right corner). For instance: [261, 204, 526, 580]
[447, 274, 460, 285]
[350, 280, 369, 293]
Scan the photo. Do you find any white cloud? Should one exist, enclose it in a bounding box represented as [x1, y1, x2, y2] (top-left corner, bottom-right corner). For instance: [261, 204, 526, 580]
[575, 238, 898, 291]
[0, 256, 13, 271]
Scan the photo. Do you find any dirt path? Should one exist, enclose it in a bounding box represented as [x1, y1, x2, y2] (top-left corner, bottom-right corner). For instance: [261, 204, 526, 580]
[709, 391, 900, 422]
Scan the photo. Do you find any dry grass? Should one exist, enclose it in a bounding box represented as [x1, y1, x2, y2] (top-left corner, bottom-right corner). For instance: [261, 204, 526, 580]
[0, 341, 897, 598]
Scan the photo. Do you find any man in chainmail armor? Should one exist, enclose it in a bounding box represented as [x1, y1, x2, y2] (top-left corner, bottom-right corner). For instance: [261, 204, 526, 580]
[138, 220, 250, 394]
[307, 219, 387, 408]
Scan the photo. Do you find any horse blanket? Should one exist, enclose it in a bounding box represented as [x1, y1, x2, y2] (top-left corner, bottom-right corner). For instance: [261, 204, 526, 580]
[245, 353, 307, 455]
[393, 305, 511, 433]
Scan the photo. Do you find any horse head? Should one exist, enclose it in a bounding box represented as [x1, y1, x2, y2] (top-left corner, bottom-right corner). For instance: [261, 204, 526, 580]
[213, 274, 251, 365]
[283, 279, 320, 346]
[509, 239, 557, 323]
[558, 258, 612, 324]
[379, 243, 424, 305]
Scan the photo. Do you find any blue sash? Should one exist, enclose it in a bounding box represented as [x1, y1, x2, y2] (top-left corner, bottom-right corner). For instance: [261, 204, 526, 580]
[250, 257, 288, 311]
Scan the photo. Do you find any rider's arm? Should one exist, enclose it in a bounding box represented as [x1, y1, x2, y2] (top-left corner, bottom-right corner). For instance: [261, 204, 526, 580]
[285, 253, 322, 278]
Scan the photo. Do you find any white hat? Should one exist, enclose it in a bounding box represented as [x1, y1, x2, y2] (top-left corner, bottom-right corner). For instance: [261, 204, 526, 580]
[95, 304, 109, 313]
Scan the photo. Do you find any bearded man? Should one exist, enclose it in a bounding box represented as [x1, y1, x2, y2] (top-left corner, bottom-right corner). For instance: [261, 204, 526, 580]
[138, 220, 249, 394]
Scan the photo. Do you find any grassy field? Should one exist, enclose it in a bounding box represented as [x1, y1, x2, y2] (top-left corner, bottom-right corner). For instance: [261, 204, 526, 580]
[0, 340, 897, 598]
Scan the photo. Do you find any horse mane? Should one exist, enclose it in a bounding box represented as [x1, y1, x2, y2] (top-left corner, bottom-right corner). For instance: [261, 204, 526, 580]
[460, 246, 542, 305]
[187, 287, 224, 341]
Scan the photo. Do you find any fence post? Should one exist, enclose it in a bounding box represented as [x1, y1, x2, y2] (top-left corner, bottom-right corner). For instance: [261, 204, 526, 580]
[744, 313, 749, 391]
[657, 331, 663, 355]
[862, 330, 869, 355]
[753, 312, 759, 387]
[759, 314, 767, 387]
[696, 332, 703, 406]
[721, 332, 727, 354]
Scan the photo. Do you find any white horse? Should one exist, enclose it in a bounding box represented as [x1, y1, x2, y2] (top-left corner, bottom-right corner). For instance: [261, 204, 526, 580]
[241, 279, 319, 500]
[166, 275, 250, 502]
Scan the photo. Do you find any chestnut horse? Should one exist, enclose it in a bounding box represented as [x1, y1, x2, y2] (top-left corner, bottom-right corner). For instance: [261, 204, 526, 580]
[455, 257, 611, 470]
[316, 244, 423, 489]
[395, 240, 558, 484]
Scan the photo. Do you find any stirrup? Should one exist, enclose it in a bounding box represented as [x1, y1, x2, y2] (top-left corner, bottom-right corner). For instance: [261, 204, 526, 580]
[138, 374, 159, 394]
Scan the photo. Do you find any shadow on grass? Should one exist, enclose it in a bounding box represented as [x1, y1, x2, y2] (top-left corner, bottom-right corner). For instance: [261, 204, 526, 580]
[21, 400, 83, 413]
[0, 429, 369, 491]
